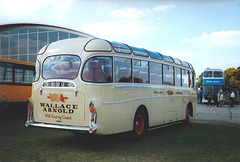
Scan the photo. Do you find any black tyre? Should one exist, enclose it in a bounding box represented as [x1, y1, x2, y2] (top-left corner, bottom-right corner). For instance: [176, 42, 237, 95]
[132, 109, 148, 139]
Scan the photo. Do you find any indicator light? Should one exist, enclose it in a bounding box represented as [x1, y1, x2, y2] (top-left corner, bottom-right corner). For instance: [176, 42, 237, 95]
[89, 107, 95, 114]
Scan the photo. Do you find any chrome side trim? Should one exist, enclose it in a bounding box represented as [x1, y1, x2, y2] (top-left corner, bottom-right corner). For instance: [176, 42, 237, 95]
[148, 121, 183, 131]
[103, 95, 196, 105]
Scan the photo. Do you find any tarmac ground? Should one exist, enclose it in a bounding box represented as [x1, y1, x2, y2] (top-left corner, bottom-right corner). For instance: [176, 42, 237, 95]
[193, 102, 240, 124]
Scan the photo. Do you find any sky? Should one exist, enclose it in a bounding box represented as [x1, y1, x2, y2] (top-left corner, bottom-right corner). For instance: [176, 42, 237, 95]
[0, 0, 240, 77]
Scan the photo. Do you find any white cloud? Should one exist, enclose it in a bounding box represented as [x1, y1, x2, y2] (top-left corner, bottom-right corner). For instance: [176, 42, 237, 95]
[183, 31, 240, 47]
[82, 21, 154, 39]
[110, 4, 174, 19]
[49, 1, 72, 20]
[153, 4, 175, 11]
[50, 14, 65, 21]
[110, 7, 151, 19]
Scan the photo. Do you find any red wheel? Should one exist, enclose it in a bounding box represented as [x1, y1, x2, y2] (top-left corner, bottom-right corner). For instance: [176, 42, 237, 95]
[135, 114, 144, 135]
[132, 109, 148, 139]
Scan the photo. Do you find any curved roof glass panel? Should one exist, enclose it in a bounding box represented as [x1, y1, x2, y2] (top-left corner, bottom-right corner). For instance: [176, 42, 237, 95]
[181, 61, 190, 68]
[188, 63, 193, 69]
[162, 54, 174, 63]
[130, 46, 149, 57]
[110, 42, 131, 54]
[148, 50, 163, 60]
[173, 58, 182, 65]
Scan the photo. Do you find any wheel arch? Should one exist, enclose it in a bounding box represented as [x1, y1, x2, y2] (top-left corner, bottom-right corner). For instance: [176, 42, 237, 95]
[134, 104, 149, 128]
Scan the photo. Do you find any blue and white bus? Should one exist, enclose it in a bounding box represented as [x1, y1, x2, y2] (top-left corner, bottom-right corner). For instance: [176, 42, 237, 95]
[202, 68, 224, 103]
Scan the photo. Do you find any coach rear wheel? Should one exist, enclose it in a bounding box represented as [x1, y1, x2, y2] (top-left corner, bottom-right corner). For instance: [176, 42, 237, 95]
[135, 114, 144, 135]
[132, 109, 148, 139]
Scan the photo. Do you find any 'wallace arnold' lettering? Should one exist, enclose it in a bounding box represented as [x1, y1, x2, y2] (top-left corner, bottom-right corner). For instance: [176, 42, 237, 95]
[40, 103, 78, 114]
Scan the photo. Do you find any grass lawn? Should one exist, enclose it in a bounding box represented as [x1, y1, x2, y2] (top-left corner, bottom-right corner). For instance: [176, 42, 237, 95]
[0, 110, 240, 161]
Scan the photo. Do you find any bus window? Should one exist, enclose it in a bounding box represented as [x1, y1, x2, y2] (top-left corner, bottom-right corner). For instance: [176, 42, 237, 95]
[162, 55, 174, 63]
[0, 65, 4, 81]
[214, 71, 223, 77]
[110, 42, 131, 54]
[190, 71, 194, 88]
[24, 69, 34, 83]
[43, 55, 81, 79]
[203, 85, 212, 93]
[3, 67, 13, 83]
[163, 65, 174, 85]
[175, 67, 181, 86]
[181, 61, 190, 68]
[182, 69, 189, 87]
[133, 60, 149, 83]
[131, 46, 149, 57]
[148, 51, 163, 60]
[82, 56, 113, 83]
[15, 68, 24, 83]
[213, 85, 223, 93]
[204, 71, 212, 77]
[173, 58, 182, 65]
[114, 57, 132, 83]
[150, 62, 162, 84]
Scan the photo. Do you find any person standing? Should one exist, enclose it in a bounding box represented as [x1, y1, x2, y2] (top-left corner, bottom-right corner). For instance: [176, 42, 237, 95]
[230, 91, 235, 107]
[200, 86, 203, 104]
[213, 93, 218, 107]
[217, 90, 221, 107]
[220, 91, 224, 107]
[207, 91, 212, 106]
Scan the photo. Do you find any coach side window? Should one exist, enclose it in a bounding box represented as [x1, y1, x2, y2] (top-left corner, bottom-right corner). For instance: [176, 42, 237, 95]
[182, 69, 189, 87]
[175, 67, 181, 86]
[190, 71, 194, 88]
[82, 56, 113, 83]
[150, 62, 162, 84]
[133, 60, 149, 83]
[163, 65, 174, 85]
[114, 57, 132, 83]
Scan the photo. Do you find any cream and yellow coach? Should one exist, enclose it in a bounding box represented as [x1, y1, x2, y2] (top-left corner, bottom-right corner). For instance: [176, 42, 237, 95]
[26, 37, 196, 138]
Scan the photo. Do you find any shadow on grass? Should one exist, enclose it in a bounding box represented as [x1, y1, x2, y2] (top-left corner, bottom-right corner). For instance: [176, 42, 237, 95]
[40, 122, 190, 151]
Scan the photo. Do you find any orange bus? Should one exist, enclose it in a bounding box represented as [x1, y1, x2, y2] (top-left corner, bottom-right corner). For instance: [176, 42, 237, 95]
[0, 58, 35, 112]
